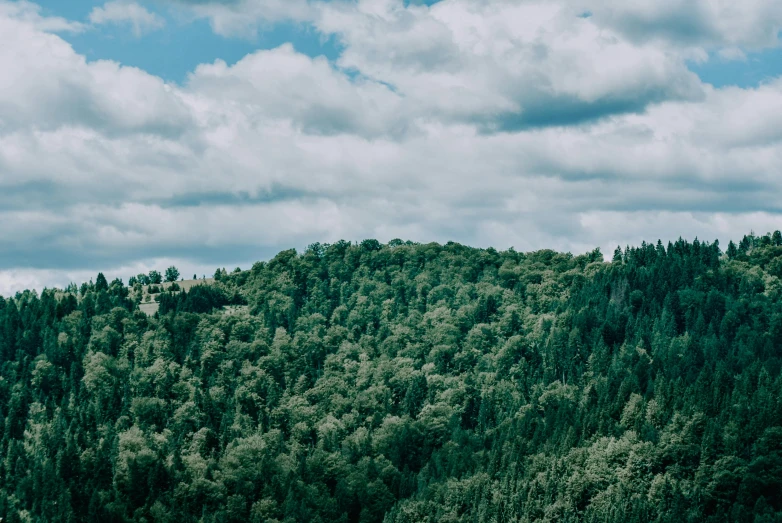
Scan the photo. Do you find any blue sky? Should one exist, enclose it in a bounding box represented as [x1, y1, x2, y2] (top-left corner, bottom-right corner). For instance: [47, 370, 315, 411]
[33, 0, 342, 82]
[1, 0, 782, 294]
[689, 47, 782, 88]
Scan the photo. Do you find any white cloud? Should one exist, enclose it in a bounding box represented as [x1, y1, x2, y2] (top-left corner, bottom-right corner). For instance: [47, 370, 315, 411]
[582, 0, 782, 50]
[0, 13, 190, 135]
[185, 44, 406, 137]
[170, 0, 312, 38]
[89, 1, 165, 36]
[184, 0, 782, 62]
[717, 47, 747, 61]
[0, 0, 85, 32]
[1, 0, 782, 295]
[314, 0, 704, 128]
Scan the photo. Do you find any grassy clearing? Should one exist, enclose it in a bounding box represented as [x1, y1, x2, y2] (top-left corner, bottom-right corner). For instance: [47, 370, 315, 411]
[135, 278, 216, 315]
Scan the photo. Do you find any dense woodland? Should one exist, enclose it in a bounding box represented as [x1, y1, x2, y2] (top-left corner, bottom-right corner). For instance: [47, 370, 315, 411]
[1, 233, 782, 522]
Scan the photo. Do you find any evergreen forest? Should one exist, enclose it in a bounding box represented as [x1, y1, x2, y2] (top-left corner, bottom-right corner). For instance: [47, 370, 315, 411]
[1, 233, 782, 522]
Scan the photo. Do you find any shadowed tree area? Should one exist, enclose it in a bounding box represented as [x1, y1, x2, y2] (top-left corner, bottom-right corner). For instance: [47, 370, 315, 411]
[0, 234, 781, 522]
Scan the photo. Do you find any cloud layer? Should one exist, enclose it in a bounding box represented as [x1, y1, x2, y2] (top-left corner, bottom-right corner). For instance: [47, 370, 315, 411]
[1, 0, 782, 294]
[89, 1, 165, 36]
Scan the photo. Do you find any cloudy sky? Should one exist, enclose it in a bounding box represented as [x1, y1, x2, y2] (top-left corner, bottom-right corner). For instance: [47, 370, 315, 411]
[2, 0, 782, 294]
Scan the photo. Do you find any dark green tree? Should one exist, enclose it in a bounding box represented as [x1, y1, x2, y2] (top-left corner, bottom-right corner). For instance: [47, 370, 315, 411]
[165, 266, 181, 282]
[726, 240, 738, 259]
[95, 272, 109, 291]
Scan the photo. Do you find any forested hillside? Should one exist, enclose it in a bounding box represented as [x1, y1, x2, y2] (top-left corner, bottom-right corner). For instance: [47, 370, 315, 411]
[1, 234, 782, 522]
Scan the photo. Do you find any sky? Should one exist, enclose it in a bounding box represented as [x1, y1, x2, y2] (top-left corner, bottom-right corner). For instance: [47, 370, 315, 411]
[2, 0, 782, 295]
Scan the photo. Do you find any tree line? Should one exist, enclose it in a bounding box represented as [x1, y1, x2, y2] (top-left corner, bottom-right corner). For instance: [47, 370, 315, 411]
[128, 267, 182, 287]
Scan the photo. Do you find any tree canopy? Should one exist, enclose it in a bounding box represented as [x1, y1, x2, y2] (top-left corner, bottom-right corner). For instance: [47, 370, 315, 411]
[165, 266, 180, 283]
[0, 233, 781, 522]
[148, 270, 162, 285]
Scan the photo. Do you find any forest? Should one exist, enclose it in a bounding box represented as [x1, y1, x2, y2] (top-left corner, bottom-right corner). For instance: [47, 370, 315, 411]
[0, 233, 781, 522]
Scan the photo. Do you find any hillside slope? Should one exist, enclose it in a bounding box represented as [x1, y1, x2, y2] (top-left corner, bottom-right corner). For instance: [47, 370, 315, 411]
[0, 235, 781, 522]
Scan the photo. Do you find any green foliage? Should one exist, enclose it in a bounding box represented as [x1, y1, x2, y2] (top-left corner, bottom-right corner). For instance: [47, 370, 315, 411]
[95, 272, 109, 292]
[158, 284, 230, 315]
[165, 266, 181, 283]
[1, 235, 782, 522]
